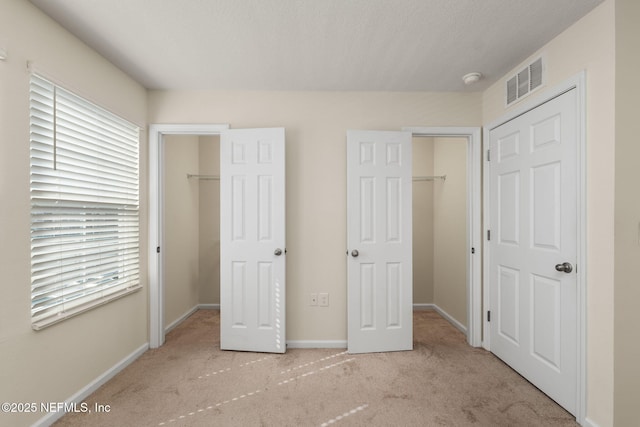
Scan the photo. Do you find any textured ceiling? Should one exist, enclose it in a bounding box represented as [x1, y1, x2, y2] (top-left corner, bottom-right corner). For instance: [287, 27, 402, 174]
[29, 0, 603, 92]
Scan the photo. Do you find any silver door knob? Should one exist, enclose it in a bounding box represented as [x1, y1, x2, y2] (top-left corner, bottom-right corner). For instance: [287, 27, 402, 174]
[555, 262, 573, 273]
[351, 249, 359, 257]
[274, 248, 283, 256]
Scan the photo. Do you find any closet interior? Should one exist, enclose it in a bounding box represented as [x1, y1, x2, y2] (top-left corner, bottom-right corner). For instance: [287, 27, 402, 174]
[412, 136, 468, 332]
[163, 134, 220, 331]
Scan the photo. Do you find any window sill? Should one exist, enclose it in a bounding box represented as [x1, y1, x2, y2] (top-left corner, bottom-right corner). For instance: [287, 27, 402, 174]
[32, 285, 142, 331]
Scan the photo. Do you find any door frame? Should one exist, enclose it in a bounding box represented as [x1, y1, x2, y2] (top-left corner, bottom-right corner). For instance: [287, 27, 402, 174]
[148, 123, 230, 349]
[482, 72, 587, 424]
[401, 127, 482, 347]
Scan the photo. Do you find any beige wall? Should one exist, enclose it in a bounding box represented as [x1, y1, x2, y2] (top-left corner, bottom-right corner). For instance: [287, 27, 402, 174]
[0, 1, 148, 425]
[614, 0, 640, 425]
[433, 137, 467, 326]
[164, 135, 201, 328]
[412, 138, 435, 303]
[198, 136, 221, 305]
[149, 91, 482, 341]
[482, 1, 615, 425]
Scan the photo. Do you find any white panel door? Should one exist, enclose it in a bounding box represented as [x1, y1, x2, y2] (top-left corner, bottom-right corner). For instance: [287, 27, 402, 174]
[347, 130, 413, 354]
[220, 128, 285, 353]
[489, 89, 577, 413]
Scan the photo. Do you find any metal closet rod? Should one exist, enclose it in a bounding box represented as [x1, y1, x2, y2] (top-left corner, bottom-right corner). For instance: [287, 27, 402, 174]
[187, 174, 219, 180]
[413, 175, 446, 182]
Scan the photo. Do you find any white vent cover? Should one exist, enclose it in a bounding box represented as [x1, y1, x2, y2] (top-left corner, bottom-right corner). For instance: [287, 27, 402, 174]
[506, 56, 544, 106]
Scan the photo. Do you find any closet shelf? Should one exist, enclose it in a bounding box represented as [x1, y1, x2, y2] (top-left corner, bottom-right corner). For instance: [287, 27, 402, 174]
[413, 175, 446, 182]
[187, 174, 219, 180]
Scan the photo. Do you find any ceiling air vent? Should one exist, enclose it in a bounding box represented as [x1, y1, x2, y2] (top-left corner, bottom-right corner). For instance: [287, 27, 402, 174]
[506, 56, 545, 106]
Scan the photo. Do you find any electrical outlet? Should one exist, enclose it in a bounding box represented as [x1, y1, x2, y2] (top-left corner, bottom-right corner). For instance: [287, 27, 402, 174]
[310, 293, 318, 306]
[319, 292, 329, 307]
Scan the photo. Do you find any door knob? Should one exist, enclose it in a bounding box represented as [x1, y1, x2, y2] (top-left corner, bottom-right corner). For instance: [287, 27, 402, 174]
[274, 248, 283, 256]
[351, 249, 359, 257]
[555, 262, 573, 273]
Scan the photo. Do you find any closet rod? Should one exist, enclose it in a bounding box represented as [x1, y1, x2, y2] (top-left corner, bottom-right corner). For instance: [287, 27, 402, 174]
[413, 175, 446, 182]
[187, 174, 220, 180]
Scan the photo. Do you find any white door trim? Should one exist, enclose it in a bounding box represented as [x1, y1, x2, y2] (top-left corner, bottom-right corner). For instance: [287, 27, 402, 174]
[401, 127, 482, 348]
[482, 72, 586, 424]
[148, 123, 230, 349]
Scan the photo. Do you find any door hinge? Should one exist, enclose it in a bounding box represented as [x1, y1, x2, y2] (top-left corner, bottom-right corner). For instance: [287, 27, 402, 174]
[156, 246, 160, 254]
[487, 149, 491, 161]
[471, 247, 475, 254]
[487, 230, 491, 240]
[487, 311, 491, 322]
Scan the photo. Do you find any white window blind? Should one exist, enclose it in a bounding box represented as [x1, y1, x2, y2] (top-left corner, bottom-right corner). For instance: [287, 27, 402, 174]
[30, 74, 141, 329]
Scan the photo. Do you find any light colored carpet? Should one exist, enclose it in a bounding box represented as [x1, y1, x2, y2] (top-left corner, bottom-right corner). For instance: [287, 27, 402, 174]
[54, 310, 576, 426]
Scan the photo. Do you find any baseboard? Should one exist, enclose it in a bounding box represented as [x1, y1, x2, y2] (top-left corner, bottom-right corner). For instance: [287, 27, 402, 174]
[165, 305, 199, 334]
[582, 417, 601, 427]
[413, 303, 467, 336]
[287, 340, 347, 349]
[165, 305, 218, 334]
[33, 343, 148, 427]
[413, 303, 436, 311]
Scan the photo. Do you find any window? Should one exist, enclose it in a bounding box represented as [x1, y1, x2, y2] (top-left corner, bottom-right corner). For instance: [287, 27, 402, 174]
[29, 74, 141, 330]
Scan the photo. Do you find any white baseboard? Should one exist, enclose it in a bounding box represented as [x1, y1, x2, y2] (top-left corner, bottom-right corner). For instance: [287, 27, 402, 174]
[413, 303, 467, 336]
[166, 303, 220, 334]
[582, 417, 601, 427]
[165, 305, 218, 334]
[287, 340, 347, 349]
[164, 305, 199, 334]
[33, 343, 148, 427]
[413, 303, 436, 311]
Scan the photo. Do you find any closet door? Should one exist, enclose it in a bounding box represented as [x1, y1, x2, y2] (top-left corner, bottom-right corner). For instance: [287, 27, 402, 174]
[488, 89, 578, 413]
[220, 128, 286, 353]
[347, 130, 413, 353]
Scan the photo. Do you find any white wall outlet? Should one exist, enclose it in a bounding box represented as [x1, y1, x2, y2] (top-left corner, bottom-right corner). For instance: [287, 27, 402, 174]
[319, 292, 329, 307]
[310, 293, 318, 306]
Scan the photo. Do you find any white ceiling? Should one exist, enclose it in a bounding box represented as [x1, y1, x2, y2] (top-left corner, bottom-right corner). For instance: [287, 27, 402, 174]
[29, 0, 603, 92]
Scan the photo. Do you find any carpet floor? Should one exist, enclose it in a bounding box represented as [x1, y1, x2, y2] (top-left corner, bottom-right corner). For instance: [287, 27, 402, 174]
[54, 310, 577, 426]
